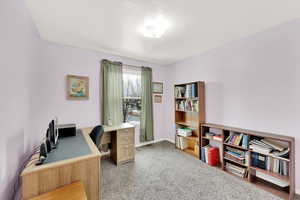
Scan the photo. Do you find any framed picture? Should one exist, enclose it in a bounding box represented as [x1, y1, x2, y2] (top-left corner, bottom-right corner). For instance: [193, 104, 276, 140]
[66, 75, 89, 100]
[153, 82, 163, 94]
[154, 95, 162, 103]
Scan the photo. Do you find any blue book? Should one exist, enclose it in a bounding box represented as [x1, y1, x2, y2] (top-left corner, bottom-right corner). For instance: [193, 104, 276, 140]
[242, 135, 248, 148]
[201, 148, 206, 162]
[193, 83, 198, 98]
[191, 84, 195, 98]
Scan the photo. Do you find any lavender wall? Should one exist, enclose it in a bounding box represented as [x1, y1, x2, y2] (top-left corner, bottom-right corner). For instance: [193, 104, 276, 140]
[0, 0, 41, 199]
[164, 19, 300, 193]
[32, 40, 168, 147]
[0, 1, 168, 198]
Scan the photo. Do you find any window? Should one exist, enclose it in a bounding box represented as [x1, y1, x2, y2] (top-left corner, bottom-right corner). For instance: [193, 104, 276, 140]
[123, 70, 141, 123]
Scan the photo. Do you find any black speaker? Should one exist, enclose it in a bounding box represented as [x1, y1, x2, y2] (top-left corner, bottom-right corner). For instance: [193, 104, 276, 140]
[45, 139, 52, 153]
[36, 143, 47, 166]
[58, 124, 76, 138]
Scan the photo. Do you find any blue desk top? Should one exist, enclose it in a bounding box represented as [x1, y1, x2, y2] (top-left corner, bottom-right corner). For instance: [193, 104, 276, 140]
[44, 129, 91, 164]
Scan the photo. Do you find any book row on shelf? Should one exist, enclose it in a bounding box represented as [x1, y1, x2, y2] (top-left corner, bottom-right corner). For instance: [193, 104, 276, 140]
[176, 136, 188, 150]
[175, 99, 199, 112]
[201, 145, 219, 166]
[251, 152, 289, 176]
[225, 132, 249, 149]
[225, 162, 248, 178]
[224, 146, 249, 166]
[175, 83, 198, 98]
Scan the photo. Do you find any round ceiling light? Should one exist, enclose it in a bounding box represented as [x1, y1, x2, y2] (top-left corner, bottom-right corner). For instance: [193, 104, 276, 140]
[141, 15, 170, 39]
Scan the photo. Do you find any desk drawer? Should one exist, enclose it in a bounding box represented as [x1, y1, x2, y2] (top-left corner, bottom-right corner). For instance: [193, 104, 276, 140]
[118, 144, 134, 163]
[117, 128, 134, 145]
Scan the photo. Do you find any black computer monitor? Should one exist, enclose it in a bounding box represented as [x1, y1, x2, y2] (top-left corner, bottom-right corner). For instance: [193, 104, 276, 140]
[49, 120, 59, 146]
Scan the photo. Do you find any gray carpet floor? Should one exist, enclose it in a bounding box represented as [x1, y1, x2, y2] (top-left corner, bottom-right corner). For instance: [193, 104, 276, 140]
[102, 141, 297, 200]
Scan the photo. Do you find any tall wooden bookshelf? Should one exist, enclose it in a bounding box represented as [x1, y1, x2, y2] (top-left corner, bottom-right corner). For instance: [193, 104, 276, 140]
[174, 81, 205, 158]
[200, 123, 295, 200]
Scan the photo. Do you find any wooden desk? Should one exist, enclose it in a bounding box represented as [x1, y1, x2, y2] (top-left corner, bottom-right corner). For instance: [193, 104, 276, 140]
[21, 123, 135, 200]
[21, 129, 101, 200]
[29, 181, 87, 200]
[82, 123, 135, 165]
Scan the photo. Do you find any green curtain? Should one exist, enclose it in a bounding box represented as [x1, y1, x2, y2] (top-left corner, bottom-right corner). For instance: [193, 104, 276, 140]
[101, 60, 123, 126]
[140, 67, 154, 142]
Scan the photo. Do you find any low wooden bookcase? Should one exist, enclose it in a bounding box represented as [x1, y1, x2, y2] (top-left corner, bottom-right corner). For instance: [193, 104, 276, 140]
[200, 123, 295, 200]
[174, 81, 205, 158]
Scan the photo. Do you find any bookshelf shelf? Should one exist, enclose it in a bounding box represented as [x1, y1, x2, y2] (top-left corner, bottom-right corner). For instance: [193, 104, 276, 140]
[249, 166, 289, 182]
[223, 143, 248, 151]
[184, 135, 199, 142]
[202, 136, 222, 143]
[175, 110, 198, 113]
[224, 169, 248, 180]
[174, 81, 205, 158]
[183, 147, 198, 156]
[175, 97, 198, 100]
[224, 157, 248, 167]
[175, 121, 198, 128]
[200, 123, 295, 200]
[251, 178, 290, 200]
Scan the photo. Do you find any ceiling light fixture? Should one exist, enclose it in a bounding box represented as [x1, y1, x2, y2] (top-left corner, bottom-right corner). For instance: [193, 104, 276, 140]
[141, 15, 170, 39]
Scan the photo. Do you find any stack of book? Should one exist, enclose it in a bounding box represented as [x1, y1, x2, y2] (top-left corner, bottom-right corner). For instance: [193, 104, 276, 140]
[205, 132, 222, 142]
[225, 162, 248, 178]
[175, 136, 188, 150]
[249, 139, 273, 154]
[184, 83, 198, 98]
[251, 152, 289, 176]
[201, 145, 219, 166]
[249, 138, 289, 157]
[177, 127, 192, 137]
[225, 132, 249, 148]
[224, 146, 248, 165]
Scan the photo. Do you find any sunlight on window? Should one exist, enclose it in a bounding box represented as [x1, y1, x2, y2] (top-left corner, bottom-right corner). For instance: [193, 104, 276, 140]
[123, 73, 141, 123]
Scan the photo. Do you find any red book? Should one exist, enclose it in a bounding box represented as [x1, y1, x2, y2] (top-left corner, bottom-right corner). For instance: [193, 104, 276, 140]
[208, 147, 219, 166]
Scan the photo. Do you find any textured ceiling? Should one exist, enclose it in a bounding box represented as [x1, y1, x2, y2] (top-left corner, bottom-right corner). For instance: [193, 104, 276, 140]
[26, 0, 300, 65]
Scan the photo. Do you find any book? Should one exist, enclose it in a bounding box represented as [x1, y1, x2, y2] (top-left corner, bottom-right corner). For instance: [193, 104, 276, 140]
[201, 145, 219, 166]
[261, 139, 286, 152]
[272, 148, 289, 158]
[252, 152, 289, 176]
[225, 162, 247, 178]
[242, 135, 249, 149]
[255, 171, 289, 188]
[177, 127, 192, 137]
[213, 135, 222, 141]
[176, 136, 188, 150]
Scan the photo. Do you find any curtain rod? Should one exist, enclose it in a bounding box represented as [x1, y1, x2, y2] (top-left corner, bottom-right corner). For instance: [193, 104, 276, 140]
[123, 64, 142, 69]
[99, 60, 142, 69]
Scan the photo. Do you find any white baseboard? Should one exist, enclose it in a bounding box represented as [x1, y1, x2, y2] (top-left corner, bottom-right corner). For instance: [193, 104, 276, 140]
[296, 188, 300, 195]
[165, 138, 175, 144]
[135, 138, 174, 148]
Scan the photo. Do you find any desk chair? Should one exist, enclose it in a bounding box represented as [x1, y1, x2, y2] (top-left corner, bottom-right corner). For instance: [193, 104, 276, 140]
[89, 125, 104, 148]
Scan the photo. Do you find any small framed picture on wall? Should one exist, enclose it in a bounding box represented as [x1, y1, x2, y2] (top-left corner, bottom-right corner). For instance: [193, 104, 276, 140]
[66, 75, 89, 100]
[154, 95, 162, 103]
[153, 82, 163, 94]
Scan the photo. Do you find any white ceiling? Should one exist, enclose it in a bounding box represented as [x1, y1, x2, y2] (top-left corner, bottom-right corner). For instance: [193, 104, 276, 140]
[26, 0, 300, 65]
